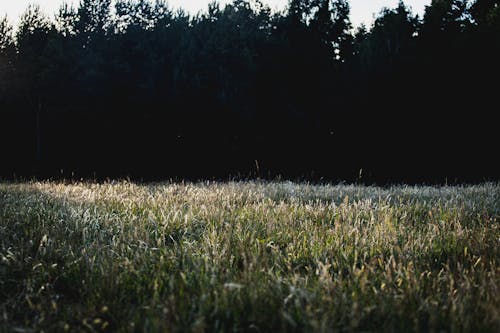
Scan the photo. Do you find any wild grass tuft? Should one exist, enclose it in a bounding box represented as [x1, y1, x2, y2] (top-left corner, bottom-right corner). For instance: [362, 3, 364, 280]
[0, 181, 498, 332]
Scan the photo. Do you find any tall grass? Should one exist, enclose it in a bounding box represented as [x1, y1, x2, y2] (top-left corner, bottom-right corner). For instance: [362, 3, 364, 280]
[1, 181, 498, 332]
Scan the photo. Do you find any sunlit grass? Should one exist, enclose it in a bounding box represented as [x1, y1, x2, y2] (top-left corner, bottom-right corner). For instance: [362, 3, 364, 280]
[1, 181, 499, 332]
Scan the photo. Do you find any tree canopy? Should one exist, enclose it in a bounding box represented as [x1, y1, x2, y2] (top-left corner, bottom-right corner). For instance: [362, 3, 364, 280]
[0, 0, 497, 183]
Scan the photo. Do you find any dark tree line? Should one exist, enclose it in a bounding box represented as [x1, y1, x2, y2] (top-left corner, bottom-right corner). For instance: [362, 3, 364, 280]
[0, 0, 498, 183]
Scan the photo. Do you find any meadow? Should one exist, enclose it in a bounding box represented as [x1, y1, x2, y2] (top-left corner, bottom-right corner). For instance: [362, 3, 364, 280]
[0, 181, 498, 332]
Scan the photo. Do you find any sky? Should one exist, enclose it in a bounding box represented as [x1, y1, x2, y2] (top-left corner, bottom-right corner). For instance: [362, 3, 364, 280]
[0, 0, 431, 28]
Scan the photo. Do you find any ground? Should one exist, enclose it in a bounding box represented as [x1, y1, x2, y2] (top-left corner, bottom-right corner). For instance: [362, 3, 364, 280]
[1, 181, 499, 332]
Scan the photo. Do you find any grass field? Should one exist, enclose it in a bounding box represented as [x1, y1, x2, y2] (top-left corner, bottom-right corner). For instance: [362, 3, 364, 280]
[0, 181, 499, 332]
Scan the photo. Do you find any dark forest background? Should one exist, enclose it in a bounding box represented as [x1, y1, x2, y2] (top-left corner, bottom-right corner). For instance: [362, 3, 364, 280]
[0, 0, 498, 183]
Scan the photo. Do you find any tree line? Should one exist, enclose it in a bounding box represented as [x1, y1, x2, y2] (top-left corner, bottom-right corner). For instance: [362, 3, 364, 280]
[0, 0, 498, 183]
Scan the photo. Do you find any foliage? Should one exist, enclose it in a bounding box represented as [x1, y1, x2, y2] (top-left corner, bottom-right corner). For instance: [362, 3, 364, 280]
[0, 0, 498, 182]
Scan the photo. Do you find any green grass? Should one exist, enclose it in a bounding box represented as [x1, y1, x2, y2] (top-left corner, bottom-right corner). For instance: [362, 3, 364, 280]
[0, 181, 499, 332]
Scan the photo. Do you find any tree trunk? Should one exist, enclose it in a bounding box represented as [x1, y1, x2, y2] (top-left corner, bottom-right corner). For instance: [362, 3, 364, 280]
[35, 100, 42, 173]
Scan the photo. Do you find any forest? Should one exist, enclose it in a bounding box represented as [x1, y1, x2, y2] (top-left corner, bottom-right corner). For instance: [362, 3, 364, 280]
[0, 0, 498, 183]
